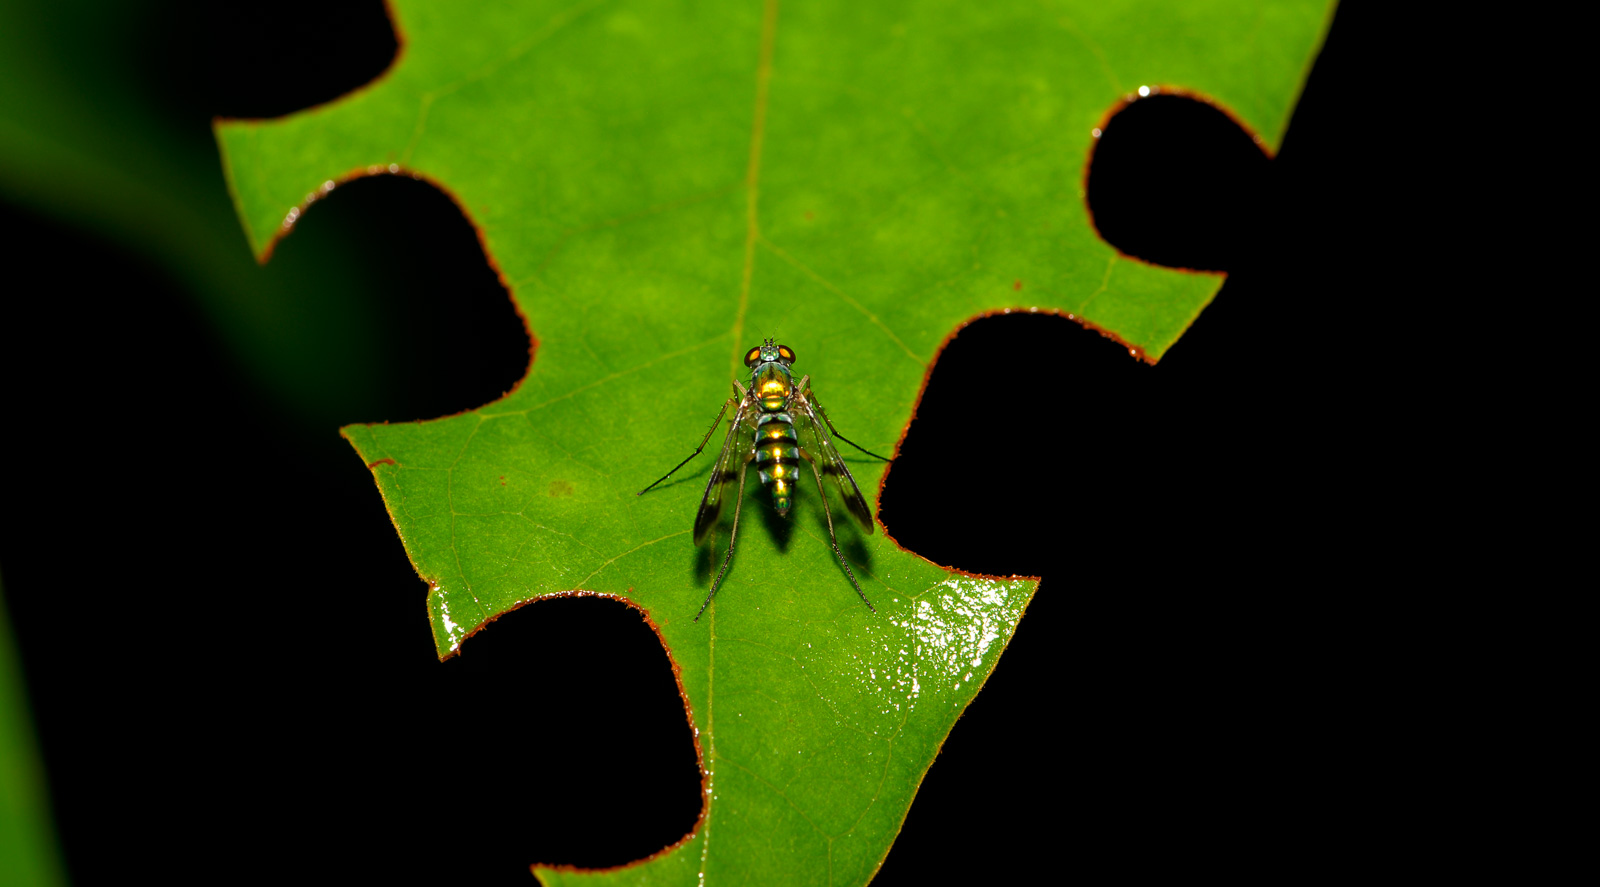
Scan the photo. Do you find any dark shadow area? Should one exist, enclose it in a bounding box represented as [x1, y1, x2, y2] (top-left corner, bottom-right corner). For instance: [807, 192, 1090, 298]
[0, 202, 700, 884]
[840, 534, 873, 580]
[429, 597, 704, 874]
[755, 492, 798, 553]
[880, 314, 1146, 578]
[693, 534, 715, 585]
[1086, 94, 1272, 271]
[1, 1, 682, 884]
[146, 1, 399, 121]
[282, 174, 532, 423]
[874, 4, 1392, 883]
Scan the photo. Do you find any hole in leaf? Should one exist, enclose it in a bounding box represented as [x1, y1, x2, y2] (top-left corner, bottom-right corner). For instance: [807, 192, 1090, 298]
[147, 0, 400, 120]
[1086, 93, 1271, 271]
[874, 311, 1304, 884]
[434, 597, 703, 877]
[2, 199, 686, 879]
[281, 174, 532, 422]
[879, 313, 1147, 578]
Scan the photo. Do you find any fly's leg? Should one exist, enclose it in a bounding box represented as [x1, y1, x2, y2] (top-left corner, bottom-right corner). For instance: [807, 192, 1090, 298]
[816, 405, 891, 462]
[795, 376, 891, 462]
[800, 448, 876, 613]
[638, 394, 737, 496]
[695, 455, 752, 622]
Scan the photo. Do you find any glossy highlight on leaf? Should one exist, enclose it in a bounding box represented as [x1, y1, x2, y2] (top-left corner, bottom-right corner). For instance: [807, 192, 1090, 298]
[216, 1, 1332, 883]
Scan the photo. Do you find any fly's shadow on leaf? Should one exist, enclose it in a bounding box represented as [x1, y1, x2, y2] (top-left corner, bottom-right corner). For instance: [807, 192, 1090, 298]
[754, 494, 798, 553]
[841, 533, 873, 574]
[693, 536, 714, 585]
[1086, 92, 1272, 272]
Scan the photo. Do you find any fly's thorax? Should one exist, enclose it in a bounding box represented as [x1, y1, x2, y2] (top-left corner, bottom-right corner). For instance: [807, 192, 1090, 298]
[754, 411, 799, 515]
[752, 362, 793, 411]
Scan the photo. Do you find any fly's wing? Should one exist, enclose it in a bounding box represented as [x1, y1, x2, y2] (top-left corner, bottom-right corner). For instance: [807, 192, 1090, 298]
[694, 397, 753, 545]
[795, 394, 875, 534]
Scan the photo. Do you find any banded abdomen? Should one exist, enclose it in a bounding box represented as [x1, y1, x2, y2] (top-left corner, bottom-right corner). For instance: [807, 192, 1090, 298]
[754, 410, 799, 514]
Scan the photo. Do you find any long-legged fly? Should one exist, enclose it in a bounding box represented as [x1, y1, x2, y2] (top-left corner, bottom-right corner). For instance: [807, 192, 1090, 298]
[638, 340, 890, 621]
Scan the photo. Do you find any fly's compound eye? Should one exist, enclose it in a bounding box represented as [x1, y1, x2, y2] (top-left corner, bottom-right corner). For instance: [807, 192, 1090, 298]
[744, 347, 763, 367]
[777, 345, 795, 365]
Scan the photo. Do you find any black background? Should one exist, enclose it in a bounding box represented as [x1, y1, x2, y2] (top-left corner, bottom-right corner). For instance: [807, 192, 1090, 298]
[1, 3, 1398, 883]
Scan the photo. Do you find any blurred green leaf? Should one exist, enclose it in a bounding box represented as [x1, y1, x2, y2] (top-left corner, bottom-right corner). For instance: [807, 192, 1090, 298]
[0, 579, 67, 887]
[218, 0, 1331, 882]
[0, 0, 402, 428]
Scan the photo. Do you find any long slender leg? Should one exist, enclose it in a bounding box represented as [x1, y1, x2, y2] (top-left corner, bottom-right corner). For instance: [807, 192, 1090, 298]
[695, 456, 751, 622]
[795, 376, 891, 462]
[638, 396, 735, 495]
[801, 450, 876, 613]
[815, 404, 891, 462]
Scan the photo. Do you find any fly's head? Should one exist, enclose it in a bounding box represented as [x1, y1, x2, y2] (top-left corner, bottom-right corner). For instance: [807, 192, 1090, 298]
[745, 338, 796, 410]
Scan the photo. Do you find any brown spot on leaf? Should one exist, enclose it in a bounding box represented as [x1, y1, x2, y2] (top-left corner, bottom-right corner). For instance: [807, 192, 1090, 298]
[548, 480, 574, 498]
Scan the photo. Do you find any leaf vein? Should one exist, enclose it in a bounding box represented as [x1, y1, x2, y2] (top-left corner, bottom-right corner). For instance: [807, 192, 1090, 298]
[401, 0, 613, 164]
[572, 530, 689, 588]
[760, 238, 925, 368]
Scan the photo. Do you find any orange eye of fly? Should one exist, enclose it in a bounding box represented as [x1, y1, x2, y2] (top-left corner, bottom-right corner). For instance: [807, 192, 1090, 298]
[744, 347, 762, 367]
[778, 345, 795, 363]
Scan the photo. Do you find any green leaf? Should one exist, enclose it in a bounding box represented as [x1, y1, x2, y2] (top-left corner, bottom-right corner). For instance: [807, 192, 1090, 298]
[217, 1, 1331, 882]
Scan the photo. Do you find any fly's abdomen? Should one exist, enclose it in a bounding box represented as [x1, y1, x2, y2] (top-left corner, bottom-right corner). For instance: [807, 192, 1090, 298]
[754, 412, 799, 514]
